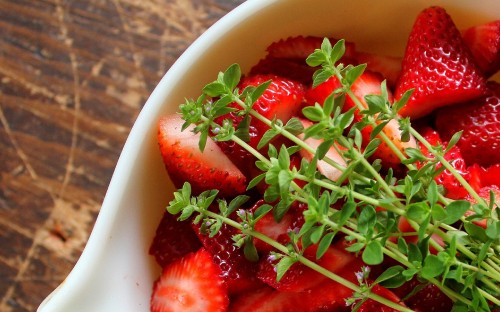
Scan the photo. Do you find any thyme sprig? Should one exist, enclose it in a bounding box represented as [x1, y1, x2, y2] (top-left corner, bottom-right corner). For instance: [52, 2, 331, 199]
[168, 38, 500, 311]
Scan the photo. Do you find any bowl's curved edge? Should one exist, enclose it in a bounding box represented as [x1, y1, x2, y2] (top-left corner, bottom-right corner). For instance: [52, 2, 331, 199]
[37, 0, 500, 311]
[36, 0, 279, 311]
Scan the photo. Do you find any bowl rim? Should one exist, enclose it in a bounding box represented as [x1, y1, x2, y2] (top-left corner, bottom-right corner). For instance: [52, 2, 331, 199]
[37, 0, 280, 310]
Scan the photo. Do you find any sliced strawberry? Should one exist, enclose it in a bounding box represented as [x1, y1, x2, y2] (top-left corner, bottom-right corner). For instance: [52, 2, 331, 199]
[345, 71, 417, 168]
[357, 284, 403, 312]
[229, 286, 312, 312]
[469, 163, 500, 189]
[394, 216, 444, 255]
[417, 127, 471, 199]
[434, 81, 500, 167]
[250, 199, 302, 253]
[464, 185, 500, 229]
[192, 221, 264, 295]
[149, 211, 201, 268]
[395, 279, 453, 312]
[250, 36, 357, 85]
[266, 36, 356, 60]
[257, 243, 353, 292]
[150, 248, 229, 312]
[462, 20, 500, 77]
[214, 75, 305, 176]
[158, 114, 246, 197]
[304, 75, 342, 107]
[298, 118, 347, 181]
[395, 6, 487, 119]
[354, 51, 402, 88]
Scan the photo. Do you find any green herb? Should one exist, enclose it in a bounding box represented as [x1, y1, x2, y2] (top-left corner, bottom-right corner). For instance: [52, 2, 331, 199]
[168, 38, 500, 311]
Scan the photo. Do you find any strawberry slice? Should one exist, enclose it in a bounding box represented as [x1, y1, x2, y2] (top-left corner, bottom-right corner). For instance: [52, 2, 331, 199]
[149, 211, 201, 268]
[214, 75, 304, 176]
[464, 185, 500, 229]
[394, 279, 453, 312]
[257, 243, 353, 292]
[158, 114, 246, 197]
[434, 81, 500, 167]
[354, 51, 402, 88]
[192, 221, 264, 295]
[417, 127, 472, 199]
[395, 6, 487, 119]
[298, 118, 347, 181]
[150, 248, 229, 312]
[462, 20, 500, 77]
[250, 36, 357, 85]
[345, 71, 416, 168]
[251, 199, 307, 253]
[266, 36, 356, 60]
[469, 163, 500, 189]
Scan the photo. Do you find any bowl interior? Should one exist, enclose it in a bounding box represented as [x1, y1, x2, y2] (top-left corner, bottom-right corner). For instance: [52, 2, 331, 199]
[38, 0, 500, 311]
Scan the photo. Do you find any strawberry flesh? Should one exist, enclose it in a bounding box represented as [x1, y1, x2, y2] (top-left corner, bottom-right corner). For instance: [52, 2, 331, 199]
[435, 81, 500, 167]
[158, 114, 246, 197]
[150, 248, 229, 312]
[462, 20, 500, 77]
[149, 211, 201, 268]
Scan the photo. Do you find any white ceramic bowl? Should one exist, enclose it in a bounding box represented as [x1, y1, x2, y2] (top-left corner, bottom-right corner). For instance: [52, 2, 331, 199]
[38, 0, 499, 311]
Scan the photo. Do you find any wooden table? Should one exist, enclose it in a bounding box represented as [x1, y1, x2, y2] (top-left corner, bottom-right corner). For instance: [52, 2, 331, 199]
[0, 0, 243, 310]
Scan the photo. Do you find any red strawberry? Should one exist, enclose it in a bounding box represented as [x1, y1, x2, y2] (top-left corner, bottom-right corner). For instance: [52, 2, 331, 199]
[464, 185, 500, 228]
[396, 280, 453, 312]
[158, 114, 246, 197]
[149, 211, 201, 268]
[257, 243, 353, 292]
[266, 36, 356, 60]
[345, 71, 417, 168]
[354, 51, 402, 88]
[462, 20, 500, 77]
[357, 284, 403, 312]
[250, 36, 357, 85]
[434, 81, 500, 167]
[251, 199, 306, 253]
[150, 248, 229, 312]
[469, 163, 500, 189]
[229, 286, 311, 312]
[395, 6, 487, 119]
[298, 118, 347, 181]
[417, 127, 471, 199]
[214, 75, 305, 175]
[192, 221, 264, 295]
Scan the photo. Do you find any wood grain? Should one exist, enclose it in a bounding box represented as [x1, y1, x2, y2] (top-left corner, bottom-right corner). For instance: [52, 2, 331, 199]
[0, 0, 244, 310]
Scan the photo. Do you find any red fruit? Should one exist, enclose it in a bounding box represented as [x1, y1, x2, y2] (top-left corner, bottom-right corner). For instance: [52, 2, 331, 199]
[158, 114, 246, 197]
[214, 75, 304, 175]
[398, 280, 453, 312]
[417, 127, 471, 199]
[257, 244, 353, 292]
[346, 71, 417, 167]
[464, 185, 500, 229]
[150, 248, 229, 312]
[250, 36, 357, 85]
[192, 221, 264, 295]
[354, 51, 402, 88]
[149, 211, 201, 268]
[298, 118, 347, 181]
[395, 6, 487, 119]
[462, 20, 500, 77]
[229, 286, 311, 312]
[357, 284, 403, 312]
[469, 163, 500, 189]
[434, 81, 500, 167]
[267, 36, 356, 60]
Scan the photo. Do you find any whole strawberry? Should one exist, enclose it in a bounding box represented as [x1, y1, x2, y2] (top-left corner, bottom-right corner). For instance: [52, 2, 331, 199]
[435, 81, 500, 167]
[395, 6, 486, 118]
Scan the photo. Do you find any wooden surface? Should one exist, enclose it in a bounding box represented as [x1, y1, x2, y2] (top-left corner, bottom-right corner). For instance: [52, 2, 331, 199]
[0, 0, 244, 310]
